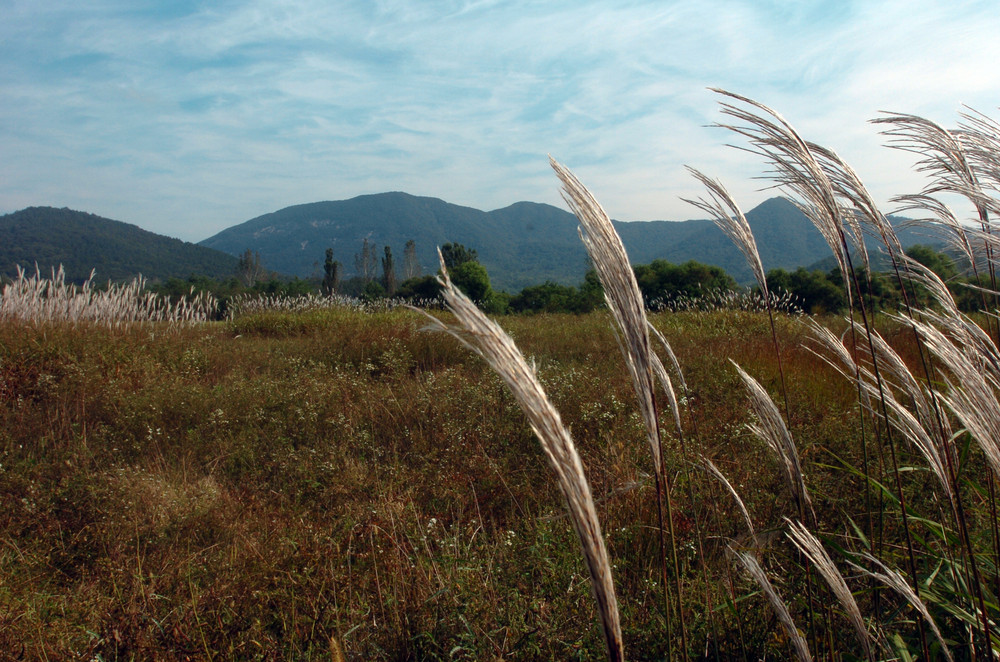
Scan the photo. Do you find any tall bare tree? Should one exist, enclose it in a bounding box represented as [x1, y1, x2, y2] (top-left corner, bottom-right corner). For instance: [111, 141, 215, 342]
[403, 239, 421, 279]
[354, 238, 378, 283]
[237, 249, 267, 288]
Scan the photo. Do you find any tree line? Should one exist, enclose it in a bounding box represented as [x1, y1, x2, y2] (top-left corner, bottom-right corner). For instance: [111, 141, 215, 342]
[146, 240, 987, 316]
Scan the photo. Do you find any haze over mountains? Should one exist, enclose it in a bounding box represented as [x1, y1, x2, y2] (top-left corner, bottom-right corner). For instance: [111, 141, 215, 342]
[2, 194, 933, 290]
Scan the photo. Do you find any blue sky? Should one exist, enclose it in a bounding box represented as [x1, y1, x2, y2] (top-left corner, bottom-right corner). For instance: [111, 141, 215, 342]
[2, 0, 999, 241]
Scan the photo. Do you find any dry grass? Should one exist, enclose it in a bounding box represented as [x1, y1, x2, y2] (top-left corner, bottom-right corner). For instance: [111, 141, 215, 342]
[5, 92, 1000, 661]
[0, 265, 217, 326]
[733, 549, 812, 662]
[416, 252, 624, 661]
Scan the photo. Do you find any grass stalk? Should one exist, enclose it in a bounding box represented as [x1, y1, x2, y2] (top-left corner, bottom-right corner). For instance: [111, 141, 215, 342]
[732, 549, 813, 662]
[551, 157, 688, 656]
[415, 252, 624, 661]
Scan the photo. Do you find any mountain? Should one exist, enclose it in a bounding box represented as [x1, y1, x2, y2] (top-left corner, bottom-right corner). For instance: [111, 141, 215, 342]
[3, 197, 933, 292]
[0, 207, 239, 283]
[199, 193, 587, 292]
[202, 193, 930, 291]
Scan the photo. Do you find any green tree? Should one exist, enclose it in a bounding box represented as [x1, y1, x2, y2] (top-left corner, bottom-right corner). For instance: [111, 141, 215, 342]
[441, 243, 478, 269]
[906, 244, 958, 281]
[361, 280, 386, 302]
[322, 248, 341, 296]
[509, 271, 603, 314]
[578, 268, 604, 311]
[397, 275, 443, 303]
[510, 282, 576, 313]
[633, 259, 736, 307]
[253, 277, 314, 297]
[382, 246, 397, 296]
[354, 238, 377, 283]
[767, 267, 845, 314]
[902, 244, 973, 310]
[450, 261, 492, 302]
[403, 239, 420, 279]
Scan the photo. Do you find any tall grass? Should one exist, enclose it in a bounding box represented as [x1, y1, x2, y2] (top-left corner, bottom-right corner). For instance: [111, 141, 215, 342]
[443, 94, 1000, 660]
[4, 93, 1000, 660]
[416, 251, 624, 660]
[0, 265, 217, 326]
[225, 291, 431, 318]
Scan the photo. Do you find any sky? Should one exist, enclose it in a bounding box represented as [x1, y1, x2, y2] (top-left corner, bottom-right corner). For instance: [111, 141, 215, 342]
[2, 0, 999, 242]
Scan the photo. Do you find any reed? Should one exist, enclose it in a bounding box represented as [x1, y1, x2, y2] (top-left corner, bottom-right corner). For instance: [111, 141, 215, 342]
[0, 265, 217, 327]
[415, 251, 624, 661]
[733, 549, 812, 662]
[8, 92, 1000, 661]
[431, 95, 1000, 659]
[551, 156, 689, 655]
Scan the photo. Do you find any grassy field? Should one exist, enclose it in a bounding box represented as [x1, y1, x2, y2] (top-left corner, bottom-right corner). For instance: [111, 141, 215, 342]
[0, 305, 919, 660]
[6, 93, 1000, 661]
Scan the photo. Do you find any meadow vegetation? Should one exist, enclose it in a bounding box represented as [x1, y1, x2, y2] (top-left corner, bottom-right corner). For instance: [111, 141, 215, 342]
[3, 91, 1000, 661]
[0, 299, 860, 660]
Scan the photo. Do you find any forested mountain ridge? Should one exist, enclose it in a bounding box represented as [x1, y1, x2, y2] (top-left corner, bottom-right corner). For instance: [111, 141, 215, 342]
[0, 207, 238, 282]
[2, 197, 933, 291]
[199, 193, 928, 291]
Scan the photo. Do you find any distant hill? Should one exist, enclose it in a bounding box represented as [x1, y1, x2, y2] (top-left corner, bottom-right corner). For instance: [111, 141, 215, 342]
[199, 193, 932, 291]
[0, 207, 239, 283]
[3, 198, 934, 292]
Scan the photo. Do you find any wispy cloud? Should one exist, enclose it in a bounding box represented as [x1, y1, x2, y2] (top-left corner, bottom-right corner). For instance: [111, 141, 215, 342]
[1, 0, 998, 240]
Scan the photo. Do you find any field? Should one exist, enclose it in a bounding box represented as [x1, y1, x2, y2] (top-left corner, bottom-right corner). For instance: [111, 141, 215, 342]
[0, 304, 945, 660]
[6, 92, 1000, 661]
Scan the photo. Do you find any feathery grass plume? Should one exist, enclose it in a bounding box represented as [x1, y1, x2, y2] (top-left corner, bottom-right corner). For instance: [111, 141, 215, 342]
[648, 321, 688, 395]
[647, 323, 692, 439]
[879, 379, 953, 501]
[804, 320, 878, 417]
[803, 319, 861, 381]
[732, 549, 812, 662]
[731, 361, 812, 517]
[816, 192, 870, 276]
[682, 168, 767, 294]
[681, 165, 798, 438]
[700, 457, 755, 540]
[806, 317, 955, 501]
[785, 520, 876, 662]
[711, 89, 850, 284]
[849, 554, 956, 662]
[874, 112, 995, 216]
[875, 111, 1000, 329]
[646, 319, 721, 657]
[909, 315, 1000, 481]
[899, 258, 1000, 379]
[0, 264, 218, 326]
[415, 250, 624, 662]
[649, 351, 683, 438]
[884, 295, 999, 655]
[902, 256, 964, 317]
[958, 107, 1000, 201]
[549, 157, 664, 470]
[846, 317, 948, 442]
[809, 142, 904, 265]
[915, 307, 1000, 388]
[893, 194, 978, 269]
[550, 156, 688, 654]
[804, 319, 947, 497]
